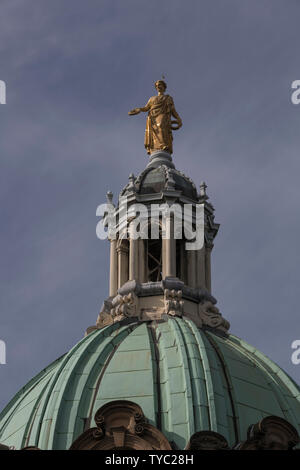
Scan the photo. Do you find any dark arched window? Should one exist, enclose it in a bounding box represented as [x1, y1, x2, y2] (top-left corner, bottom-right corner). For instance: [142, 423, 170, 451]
[147, 223, 162, 282]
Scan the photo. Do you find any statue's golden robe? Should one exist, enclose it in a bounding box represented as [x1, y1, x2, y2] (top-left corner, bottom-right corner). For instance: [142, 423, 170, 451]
[144, 94, 175, 154]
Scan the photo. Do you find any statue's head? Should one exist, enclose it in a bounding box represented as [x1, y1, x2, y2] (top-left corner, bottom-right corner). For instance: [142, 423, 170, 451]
[155, 80, 167, 92]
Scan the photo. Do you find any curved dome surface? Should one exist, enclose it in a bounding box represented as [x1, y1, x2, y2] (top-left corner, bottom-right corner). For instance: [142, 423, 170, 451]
[0, 317, 299, 450]
[120, 165, 198, 200]
[138, 166, 197, 199]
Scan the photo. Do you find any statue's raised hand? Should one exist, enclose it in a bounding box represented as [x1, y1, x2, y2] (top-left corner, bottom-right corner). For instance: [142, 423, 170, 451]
[128, 108, 141, 116]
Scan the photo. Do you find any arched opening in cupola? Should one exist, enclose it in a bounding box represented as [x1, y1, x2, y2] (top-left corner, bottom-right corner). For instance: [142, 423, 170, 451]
[147, 222, 162, 282]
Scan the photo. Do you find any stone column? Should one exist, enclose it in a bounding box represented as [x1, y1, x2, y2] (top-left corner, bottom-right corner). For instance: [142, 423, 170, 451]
[205, 245, 212, 293]
[163, 214, 176, 278]
[138, 239, 146, 283]
[129, 222, 138, 281]
[117, 241, 129, 288]
[187, 250, 197, 288]
[109, 239, 118, 297]
[178, 241, 185, 283]
[196, 246, 206, 289]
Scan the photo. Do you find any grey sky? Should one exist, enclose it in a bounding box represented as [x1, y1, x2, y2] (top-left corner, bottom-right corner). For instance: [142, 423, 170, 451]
[0, 0, 300, 409]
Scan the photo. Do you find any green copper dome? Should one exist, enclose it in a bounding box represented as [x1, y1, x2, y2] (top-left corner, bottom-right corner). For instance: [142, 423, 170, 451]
[0, 317, 299, 450]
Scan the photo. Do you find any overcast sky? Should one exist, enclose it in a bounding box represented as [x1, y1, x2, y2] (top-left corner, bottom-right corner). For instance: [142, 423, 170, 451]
[0, 0, 300, 410]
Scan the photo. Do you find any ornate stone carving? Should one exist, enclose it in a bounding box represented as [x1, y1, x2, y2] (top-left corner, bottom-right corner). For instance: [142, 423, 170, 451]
[111, 292, 138, 318]
[91, 282, 229, 333]
[236, 416, 300, 450]
[94, 293, 138, 330]
[198, 300, 230, 333]
[185, 431, 229, 450]
[70, 400, 172, 450]
[164, 288, 184, 316]
[95, 299, 114, 329]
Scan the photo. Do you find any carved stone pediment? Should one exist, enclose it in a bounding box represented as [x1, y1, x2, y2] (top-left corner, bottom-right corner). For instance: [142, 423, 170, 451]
[70, 400, 172, 450]
[236, 416, 300, 450]
[185, 431, 229, 450]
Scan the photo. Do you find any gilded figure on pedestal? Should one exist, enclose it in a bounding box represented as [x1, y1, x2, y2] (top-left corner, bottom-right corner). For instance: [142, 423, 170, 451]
[128, 80, 182, 155]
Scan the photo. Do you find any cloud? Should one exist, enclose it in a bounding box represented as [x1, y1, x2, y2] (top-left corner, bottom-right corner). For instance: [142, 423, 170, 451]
[0, 0, 300, 409]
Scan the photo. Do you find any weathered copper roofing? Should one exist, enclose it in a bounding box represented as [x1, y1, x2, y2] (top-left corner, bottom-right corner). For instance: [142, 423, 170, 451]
[0, 317, 299, 450]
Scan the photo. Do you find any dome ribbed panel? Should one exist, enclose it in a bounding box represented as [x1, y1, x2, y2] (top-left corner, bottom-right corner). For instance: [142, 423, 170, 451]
[226, 334, 300, 432]
[44, 322, 139, 449]
[206, 332, 300, 441]
[181, 319, 237, 444]
[89, 323, 156, 427]
[0, 357, 63, 449]
[152, 319, 195, 449]
[0, 322, 139, 449]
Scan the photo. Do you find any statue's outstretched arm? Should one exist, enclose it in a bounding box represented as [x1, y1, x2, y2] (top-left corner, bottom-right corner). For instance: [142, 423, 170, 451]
[128, 100, 151, 116]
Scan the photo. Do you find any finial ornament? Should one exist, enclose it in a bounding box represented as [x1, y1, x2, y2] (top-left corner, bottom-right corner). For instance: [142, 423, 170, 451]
[128, 80, 182, 155]
[106, 190, 113, 204]
[199, 182, 208, 200]
[127, 173, 135, 191]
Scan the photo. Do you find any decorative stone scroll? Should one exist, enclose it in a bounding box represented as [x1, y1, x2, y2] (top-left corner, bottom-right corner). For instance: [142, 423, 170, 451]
[94, 293, 139, 330]
[111, 292, 138, 318]
[198, 301, 230, 333]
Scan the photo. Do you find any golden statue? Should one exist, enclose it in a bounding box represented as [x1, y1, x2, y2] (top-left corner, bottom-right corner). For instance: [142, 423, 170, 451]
[128, 80, 182, 155]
